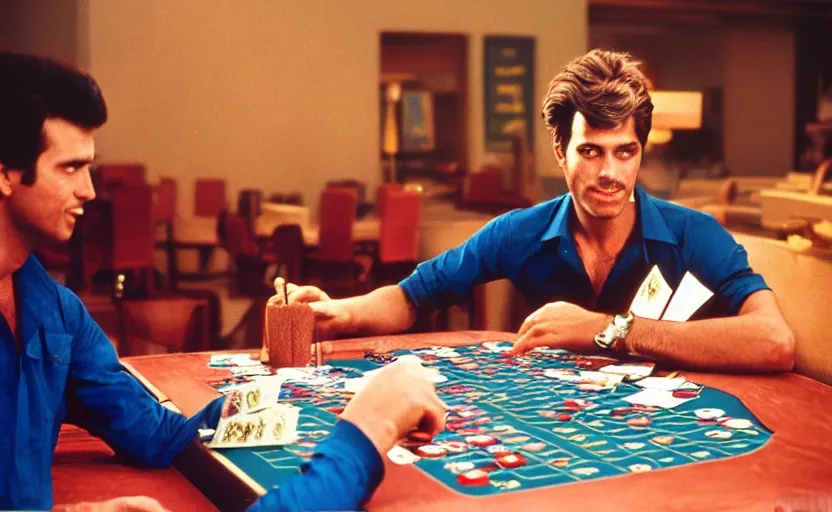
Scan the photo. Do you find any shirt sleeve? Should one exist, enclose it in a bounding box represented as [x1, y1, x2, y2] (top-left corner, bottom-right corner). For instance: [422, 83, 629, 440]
[683, 213, 770, 315]
[399, 212, 512, 310]
[61, 288, 225, 467]
[247, 419, 384, 512]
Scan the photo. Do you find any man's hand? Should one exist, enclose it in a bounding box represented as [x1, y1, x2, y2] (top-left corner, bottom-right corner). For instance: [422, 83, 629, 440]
[509, 301, 608, 356]
[340, 360, 447, 455]
[57, 496, 171, 512]
[268, 277, 351, 338]
[268, 277, 331, 306]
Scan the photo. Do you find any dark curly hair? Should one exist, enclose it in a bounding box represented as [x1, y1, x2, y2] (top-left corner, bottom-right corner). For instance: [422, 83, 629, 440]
[541, 49, 653, 151]
[0, 52, 107, 185]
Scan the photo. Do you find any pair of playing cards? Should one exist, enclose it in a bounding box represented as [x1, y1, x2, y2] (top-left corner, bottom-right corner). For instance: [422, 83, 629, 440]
[207, 380, 300, 449]
[630, 266, 714, 322]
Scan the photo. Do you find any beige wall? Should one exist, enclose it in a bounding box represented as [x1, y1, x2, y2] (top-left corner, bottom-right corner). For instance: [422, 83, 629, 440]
[723, 27, 795, 177]
[78, 0, 586, 217]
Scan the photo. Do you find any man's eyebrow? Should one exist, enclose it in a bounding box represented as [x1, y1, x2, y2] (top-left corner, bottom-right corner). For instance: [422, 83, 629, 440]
[617, 142, 640, 150]
[57, 157, 96, 168]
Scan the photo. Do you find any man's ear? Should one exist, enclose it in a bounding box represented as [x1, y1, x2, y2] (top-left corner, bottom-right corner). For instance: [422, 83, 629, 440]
[553, 136, 567, 169]
[0, 166, 12, 198]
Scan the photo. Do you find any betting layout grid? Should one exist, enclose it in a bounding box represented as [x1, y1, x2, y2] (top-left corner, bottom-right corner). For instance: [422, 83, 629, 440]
[214, 343, 771, 497]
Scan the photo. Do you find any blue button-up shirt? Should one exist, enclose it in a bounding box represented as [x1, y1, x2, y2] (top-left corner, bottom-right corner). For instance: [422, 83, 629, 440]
[0, 255, 223, 510]
[401, 186, 769, 318]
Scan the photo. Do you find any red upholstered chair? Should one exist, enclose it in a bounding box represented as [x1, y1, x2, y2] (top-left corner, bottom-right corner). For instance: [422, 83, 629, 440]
[99, 163, 146, 188]
[318, 187, 357, 262]
[316, 187, 368, 297]
[117, 296, 211, 356]
[217, 212, 268, 296]
[374, 187, 422, 286]
[260, 224, 306, 284]
[111, 185, 156, 296]
[153, 178, 178, 288]
[194, 179, 227, 218]
[376, 182, 404, 220]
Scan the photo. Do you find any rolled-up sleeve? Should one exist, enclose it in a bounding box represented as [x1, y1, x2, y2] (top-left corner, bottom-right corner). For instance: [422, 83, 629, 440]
[684, 213, 770, 315]
[61, 289, 224, 467]
[399, 212, 512, 310]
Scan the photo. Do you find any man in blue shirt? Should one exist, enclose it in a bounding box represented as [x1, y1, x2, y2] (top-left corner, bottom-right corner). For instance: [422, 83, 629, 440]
[282, 49, 794, 373]
[1, 52, 447, 512]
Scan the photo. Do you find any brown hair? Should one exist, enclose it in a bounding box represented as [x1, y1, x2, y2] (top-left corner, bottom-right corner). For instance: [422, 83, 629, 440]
[541, 49, 653, 151]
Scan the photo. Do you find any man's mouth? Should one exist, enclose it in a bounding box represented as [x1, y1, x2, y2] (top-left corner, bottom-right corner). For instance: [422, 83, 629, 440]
[68, 207, 84, 216]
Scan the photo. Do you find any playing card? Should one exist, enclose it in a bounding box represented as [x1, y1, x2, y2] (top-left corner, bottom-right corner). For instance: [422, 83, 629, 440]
[635, 376, 686, 391]
[599, 362, 656, 381]
[208, 403, 300, 449]
[623, 388, 697, 409]
[630, 265, 673, 320]
[221, 380, 283, 417]
[661, 271, 714, 322]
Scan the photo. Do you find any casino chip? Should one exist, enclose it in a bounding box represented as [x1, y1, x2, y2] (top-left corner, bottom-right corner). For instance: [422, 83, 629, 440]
[416, 444, 447, 458]
[495, 453, 527, 469]
[457, 469, 490, 486]
[440, 440, 468, 453]
[694, 408, 725, 421]
[465, 434, 497, 447]
[722, 418, 753, 429]
[408, 431, 433, 443]
[627, 416, 652, 427]
[485, 444, 512, 455]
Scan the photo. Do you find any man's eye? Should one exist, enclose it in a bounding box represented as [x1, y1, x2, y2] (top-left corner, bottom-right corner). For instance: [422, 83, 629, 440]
[617, 150, 633, 160]
[580, 148, 599, 158]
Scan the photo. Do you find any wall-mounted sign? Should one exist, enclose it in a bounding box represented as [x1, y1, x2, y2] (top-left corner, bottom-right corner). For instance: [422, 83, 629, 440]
[484, 36, 535, 153]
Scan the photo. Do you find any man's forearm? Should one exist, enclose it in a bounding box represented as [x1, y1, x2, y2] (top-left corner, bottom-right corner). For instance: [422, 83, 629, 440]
[340, 285, 417, 336]
[627, 314, 794, 372]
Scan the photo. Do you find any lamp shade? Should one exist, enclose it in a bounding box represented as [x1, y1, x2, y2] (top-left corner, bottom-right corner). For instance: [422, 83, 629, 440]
[650, 91, 703, 130]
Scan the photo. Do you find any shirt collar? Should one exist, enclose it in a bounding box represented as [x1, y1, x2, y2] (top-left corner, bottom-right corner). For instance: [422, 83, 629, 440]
[541, 185, 678, 247]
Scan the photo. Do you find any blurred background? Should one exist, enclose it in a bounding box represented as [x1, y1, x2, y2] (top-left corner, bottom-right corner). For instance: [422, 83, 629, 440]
[2, 0, 831, 363]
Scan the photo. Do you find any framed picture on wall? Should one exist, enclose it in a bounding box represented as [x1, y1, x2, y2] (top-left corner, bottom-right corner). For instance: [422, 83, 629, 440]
[484, 35, 535, 153]
[401, 90, 435, 152]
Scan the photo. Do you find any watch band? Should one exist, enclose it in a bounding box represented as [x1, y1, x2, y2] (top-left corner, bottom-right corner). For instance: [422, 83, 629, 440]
[594, 312, 634, 354]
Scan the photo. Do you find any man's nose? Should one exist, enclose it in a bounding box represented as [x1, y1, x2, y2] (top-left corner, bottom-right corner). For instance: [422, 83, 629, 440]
[76, 167, 96, 202]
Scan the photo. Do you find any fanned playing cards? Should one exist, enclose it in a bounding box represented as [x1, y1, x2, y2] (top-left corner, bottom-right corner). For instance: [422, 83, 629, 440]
[630, 266, 713, 322]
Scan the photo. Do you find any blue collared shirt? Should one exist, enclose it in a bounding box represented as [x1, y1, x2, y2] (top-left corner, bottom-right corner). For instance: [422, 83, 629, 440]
[0, 255, 224, 510]
[401, 187, 769, 317]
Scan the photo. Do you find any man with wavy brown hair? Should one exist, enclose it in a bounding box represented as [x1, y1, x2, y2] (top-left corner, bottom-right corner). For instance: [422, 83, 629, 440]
[278, 49, 794, 374]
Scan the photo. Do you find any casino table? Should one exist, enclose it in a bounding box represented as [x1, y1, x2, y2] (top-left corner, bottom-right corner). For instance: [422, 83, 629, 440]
[122, 331, 832, 512]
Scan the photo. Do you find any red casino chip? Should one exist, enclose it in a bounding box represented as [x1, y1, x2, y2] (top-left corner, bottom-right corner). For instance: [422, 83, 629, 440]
[407, 431, 433, 443]
[416, 444, 447, 458]
[457, 469, 490, 486]
[496, 453, 528, 469]
[441, 440, 468, 453]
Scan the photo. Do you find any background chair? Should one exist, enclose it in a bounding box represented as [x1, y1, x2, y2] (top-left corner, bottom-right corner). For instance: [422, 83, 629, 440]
[315, 187, 369, 297]
[111, 185, 157, 297]
[195, 179, 227, 218]
[374, 186, 422, 286]
[117, 296, 211, 356]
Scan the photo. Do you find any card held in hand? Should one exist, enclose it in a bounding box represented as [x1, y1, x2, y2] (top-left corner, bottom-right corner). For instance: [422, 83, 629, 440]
[660, 271, 714, 322]
[630, 265, 673, 320]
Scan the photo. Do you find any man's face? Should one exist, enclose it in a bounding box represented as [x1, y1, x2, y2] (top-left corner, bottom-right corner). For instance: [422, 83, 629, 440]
[555, 112, 642, 220]
[1, 118, 96, 244]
